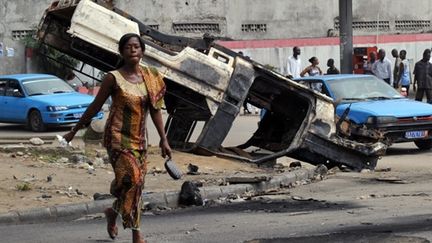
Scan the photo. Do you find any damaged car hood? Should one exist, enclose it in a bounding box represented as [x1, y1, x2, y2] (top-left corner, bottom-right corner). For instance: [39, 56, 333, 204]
[337, 99, 432, 124]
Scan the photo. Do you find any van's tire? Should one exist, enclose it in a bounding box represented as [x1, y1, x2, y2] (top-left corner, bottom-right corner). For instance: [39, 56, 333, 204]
[28, 109, 46, 132]
[414, 139, 432, 150]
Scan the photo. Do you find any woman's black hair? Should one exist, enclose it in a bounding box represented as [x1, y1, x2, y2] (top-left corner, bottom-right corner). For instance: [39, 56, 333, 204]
[308, 56, 317, 64]
[116, 33, 146, 68]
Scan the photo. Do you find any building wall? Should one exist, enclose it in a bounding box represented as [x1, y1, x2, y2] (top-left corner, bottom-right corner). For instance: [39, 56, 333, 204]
[0, 0, 52, 74]
[117, 0, 432, 39]
[1, 0, 432, 75]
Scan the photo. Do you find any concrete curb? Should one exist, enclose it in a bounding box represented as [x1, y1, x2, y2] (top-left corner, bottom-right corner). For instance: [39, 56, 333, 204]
[0, 167, 317, 225]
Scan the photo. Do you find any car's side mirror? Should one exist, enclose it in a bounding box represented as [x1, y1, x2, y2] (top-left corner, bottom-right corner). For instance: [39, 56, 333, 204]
[13, 89, 24, 97]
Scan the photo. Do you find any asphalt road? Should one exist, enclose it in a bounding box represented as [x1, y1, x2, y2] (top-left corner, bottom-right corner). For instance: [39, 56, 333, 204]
[1, 115, 432, 242]
[0, 142, 431, 242]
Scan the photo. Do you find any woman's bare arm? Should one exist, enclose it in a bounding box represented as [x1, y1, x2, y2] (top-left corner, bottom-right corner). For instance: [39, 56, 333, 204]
[149, 107, 172, 158]
[63, 74, 115, 142]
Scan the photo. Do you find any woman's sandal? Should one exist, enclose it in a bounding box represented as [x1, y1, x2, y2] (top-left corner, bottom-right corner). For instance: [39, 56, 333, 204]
[104, 208, 118, 239]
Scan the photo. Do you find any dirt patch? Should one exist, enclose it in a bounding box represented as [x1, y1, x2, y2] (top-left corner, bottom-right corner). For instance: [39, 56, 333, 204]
[0, 144, 279, 213]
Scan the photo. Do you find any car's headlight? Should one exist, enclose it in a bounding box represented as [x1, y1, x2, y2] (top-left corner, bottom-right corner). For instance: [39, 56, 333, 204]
[366, 116, 397, 124]
[47, 106, 68, 111]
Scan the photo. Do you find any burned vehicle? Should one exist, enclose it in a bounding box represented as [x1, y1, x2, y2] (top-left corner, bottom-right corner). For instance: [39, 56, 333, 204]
[36, 0, 386, 170]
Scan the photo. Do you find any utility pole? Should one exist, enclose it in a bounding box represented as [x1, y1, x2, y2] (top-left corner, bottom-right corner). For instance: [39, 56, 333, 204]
[339, 0, 353, 74]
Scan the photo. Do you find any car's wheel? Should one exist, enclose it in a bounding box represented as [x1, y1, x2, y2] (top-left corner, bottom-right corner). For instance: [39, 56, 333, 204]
[414, 139, 432, 150]
[28, 109, 46, 132]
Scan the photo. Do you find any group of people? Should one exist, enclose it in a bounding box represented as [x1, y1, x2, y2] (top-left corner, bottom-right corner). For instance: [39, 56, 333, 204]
[285, 46, 340, 80]
[285, 46, 432, 103]
[364, 48, 432, 103]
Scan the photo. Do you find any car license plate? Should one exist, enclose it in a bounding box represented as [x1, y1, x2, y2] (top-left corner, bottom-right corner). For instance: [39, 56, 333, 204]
[73, 113, 83, 119]
[405, 130, 428, 139]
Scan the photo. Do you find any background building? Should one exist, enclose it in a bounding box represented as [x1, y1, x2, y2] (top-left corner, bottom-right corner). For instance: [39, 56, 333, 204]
[1, 0, 432, 75]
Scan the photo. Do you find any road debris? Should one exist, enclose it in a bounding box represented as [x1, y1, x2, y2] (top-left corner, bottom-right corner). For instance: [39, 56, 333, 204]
[29, 137, 44, 146]
[179, 181, 203, 206]
[187, 163, 200, 175]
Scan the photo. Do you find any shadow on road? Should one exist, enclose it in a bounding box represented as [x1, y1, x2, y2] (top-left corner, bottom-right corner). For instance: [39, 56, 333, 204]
[151, 197, 364, 217]
[245, 213, 432, 243]
[385, 145, 427, 156]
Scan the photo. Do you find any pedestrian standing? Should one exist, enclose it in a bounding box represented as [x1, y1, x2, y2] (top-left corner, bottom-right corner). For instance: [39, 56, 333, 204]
[238, 51, 251, 114]
[364, 51, 377, 75]
[326, 58, 340, 74]
[398, 50, 411, 96]
[285, 46, 302, 79]
[413, 49, 432, 103]
[372, 49, 393, 85]
[300, 56, 323, 77]
[63, 33, 171, 243]
[392, 48, 401, 88]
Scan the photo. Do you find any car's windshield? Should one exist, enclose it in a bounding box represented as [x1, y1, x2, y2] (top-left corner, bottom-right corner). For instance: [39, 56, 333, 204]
[326, 76, 403, 101]
[22, 78, 75, 96]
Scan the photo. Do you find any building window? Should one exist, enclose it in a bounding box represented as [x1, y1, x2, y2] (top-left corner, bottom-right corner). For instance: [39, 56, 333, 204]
[11, 30, 35, 40]
[395, 20, 431, 31]
[335, 20, 390, 31]
[241, 24, 267, 32]
[173, 23, 220, 33]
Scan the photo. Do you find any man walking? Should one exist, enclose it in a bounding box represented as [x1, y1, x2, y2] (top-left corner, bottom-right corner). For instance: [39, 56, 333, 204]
[391, 48, 401, 88]
[372, 49, 393, 85]
[285, 46, 301, 79]
[413, 49, 432, 103]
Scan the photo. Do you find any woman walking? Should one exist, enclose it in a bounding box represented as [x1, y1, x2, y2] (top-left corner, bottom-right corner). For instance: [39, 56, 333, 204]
[63, 33, 171, 243]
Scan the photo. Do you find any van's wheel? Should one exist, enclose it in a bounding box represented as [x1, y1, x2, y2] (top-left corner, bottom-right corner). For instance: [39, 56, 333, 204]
[414, 139, 432, 150]
[28, 110, 46, 132]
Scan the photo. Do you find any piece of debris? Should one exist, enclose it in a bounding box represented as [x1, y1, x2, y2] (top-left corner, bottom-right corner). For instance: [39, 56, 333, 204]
[93, 193, 113, 200]
[47, 175, 53, 182]
[70, 154, 89, 164]
[360, 169, 371, 173]
[16, 151, 24, 157]
[291, 196, 324, 202]
[57, 157, 69, 163]
[179, 181, 203, 206]
[187, 163, 200, 175]
[313, 164, 328, 179]
[29, 137, 45, 145]
[13, 175, 18, 180]
[375, 167, 391, 172]
[376, 177, 409, 184]
[76, 189, 84, 195]
[289, 161, 302, 168]
[41, 194, 52, 199]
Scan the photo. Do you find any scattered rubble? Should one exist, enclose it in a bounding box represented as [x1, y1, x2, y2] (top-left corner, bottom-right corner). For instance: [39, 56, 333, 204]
[187, 163, 200, 175]
[29, 137, 45, 146]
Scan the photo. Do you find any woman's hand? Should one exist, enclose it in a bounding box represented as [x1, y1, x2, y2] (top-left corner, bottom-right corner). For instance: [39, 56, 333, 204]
[63, 131, 76, 143]
[159, 138, 172, 159]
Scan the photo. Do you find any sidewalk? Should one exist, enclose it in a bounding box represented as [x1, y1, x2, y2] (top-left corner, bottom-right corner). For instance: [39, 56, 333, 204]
[0, 167, 318, 225]
[0, 140, 321, 225]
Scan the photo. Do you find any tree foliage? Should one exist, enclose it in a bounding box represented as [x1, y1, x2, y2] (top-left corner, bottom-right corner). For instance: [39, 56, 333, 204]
[22, 34, 79, 79]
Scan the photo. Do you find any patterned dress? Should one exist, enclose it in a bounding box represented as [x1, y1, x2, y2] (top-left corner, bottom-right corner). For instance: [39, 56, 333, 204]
[104, 66, 165, 230]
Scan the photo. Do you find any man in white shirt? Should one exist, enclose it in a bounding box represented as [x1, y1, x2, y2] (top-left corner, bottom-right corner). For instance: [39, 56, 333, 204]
[285, 46, 301, 79]
[372, 49, 393, 85]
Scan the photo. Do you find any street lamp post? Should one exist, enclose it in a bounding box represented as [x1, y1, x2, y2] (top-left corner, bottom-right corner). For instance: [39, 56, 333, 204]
[339, 0, 353, 74]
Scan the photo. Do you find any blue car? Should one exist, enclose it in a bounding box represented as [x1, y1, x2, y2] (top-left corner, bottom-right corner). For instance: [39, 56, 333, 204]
[295, 74, 432, 150]
[0, 73, 103, 132]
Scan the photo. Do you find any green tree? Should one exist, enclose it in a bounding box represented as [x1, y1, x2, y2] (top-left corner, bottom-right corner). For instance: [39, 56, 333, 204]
[22, 34, 79, 79]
